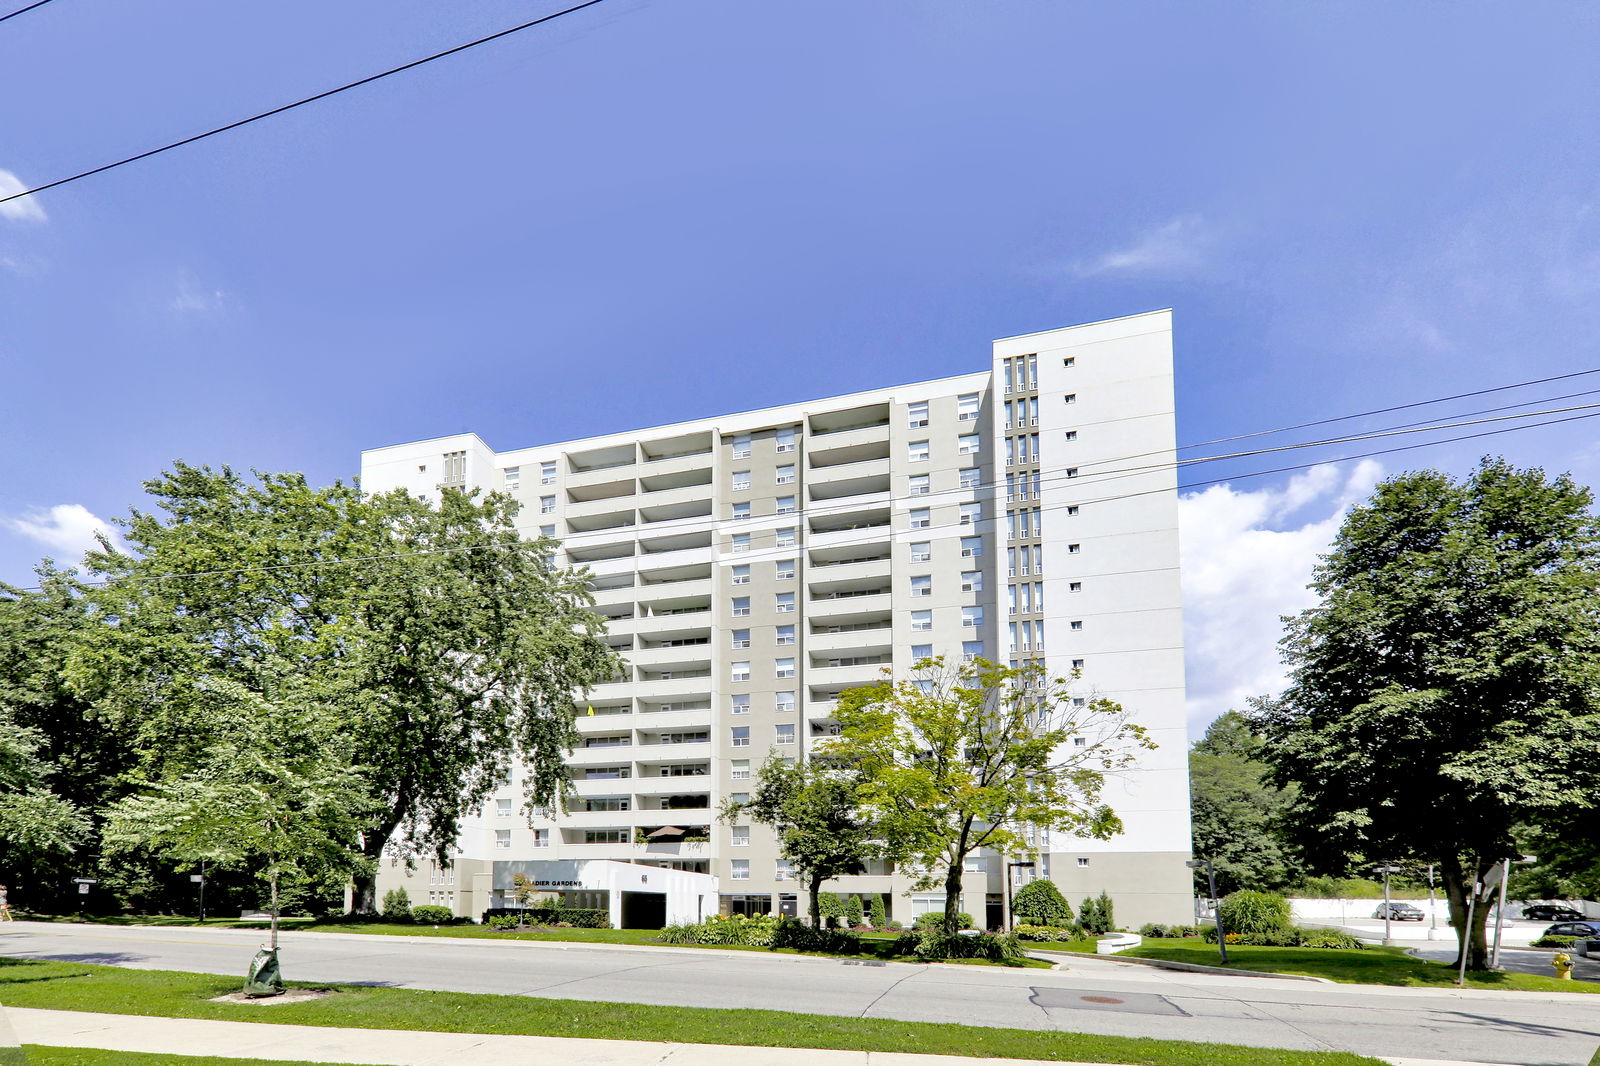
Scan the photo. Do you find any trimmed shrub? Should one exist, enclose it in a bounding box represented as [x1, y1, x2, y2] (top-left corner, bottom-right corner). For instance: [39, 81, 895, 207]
[1218, 890, 1293, 937]
[770, 919, 862, 954]
[914, 911, 974, 931]
[1096, 891, 1115, 933]
[869, 894, 888, 929]
[381, 887, 412, 922]
[1012, 880, 1073, 927]
[480, 906, 610, 929]
[1533, 934, 1580, 949]
[1299, 929, 1365, 950]
[819, 893, 845, 928]
[410, 905, 454, 924]
[886, 919, 903, 930]
[1079, 896, 1115, 935]
[1014, 923, 1073, 942]
[486, 914, 519, 930]
[915, 930, 1029, 963]
[845, 894, 865, 928]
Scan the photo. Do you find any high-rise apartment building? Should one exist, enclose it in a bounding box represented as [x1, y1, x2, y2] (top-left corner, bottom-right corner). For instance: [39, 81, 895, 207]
[360, 311, 1192, 927]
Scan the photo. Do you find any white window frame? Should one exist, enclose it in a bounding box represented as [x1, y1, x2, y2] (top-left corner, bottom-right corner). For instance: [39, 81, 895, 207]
[775, 657, 795, 679]
[908, 440, 930, 463]
[732, 434, 753, 459]
[907, 401, 929, 428]
[732, 564, 751, 585]
[732, 470, 752, 491]
[732, 661, 751, 682]
[776, 464, 797, 485]
[957, 393, 980, 421]
[910, 542, 931, 563]
[958, 433, 981, 455]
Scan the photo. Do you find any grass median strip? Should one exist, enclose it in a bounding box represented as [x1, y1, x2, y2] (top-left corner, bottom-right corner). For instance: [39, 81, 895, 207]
[1124, 943, 1600, 992]
[0, 957, 1379, 1066]
[23, 1049, 384, 1066]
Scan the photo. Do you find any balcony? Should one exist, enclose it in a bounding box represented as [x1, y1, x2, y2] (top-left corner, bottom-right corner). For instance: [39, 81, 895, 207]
[808, 434, 891, 468]
[567, 508, 636, 534]
[807, 659, 889, 687]
[627, 674, 713, 700]
[635, 483, 713, 515]
[630, 739, 713, 763]
[804, 557, 889, 590]
[806, 630, 892, 656]
[633, 706, 713, 732]
[808, 466, 891, 501]
[807, 591, 891, 620]
[626, 643, 712, 671]
[569, 741, 635, 766]
[632, 772, 713, 795]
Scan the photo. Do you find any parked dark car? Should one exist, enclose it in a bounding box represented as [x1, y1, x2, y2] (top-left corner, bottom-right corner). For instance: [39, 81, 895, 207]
[1522, 905, 1586, 922]
[1373, 902, 1425, 921]
[1542, 921, 1600, 940]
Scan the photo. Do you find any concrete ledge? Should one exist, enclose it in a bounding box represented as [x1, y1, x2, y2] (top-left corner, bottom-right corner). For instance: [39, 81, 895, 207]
[1033, 949, 1333, 982]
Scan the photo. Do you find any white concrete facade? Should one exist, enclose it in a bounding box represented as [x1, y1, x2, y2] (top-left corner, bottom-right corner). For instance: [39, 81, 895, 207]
[361, 311, 1193, 927]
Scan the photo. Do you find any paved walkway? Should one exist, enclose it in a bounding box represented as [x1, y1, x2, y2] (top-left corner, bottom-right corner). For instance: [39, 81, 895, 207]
[0, 1005, 1518, 1066]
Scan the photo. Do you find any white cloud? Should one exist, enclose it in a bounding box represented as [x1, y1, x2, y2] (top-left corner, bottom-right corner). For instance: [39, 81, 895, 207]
[171, 270, 231, 314]
[1077, 215, 1211, 277]
[3, 504, 126, 562]
[0, 168, 47, 223]
[1179, 460, 1382, 736]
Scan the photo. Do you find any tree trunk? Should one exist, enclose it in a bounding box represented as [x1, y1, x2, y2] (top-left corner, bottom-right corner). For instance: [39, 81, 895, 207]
[351, 820, 398, 915]
[808, 873, 824, 929]
[943, 860, 965, 937]
[1440, 854, 1492, 971]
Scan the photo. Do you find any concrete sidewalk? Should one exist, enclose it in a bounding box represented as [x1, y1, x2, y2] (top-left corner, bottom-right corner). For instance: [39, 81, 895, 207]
[0, 1005, 1519, 1066]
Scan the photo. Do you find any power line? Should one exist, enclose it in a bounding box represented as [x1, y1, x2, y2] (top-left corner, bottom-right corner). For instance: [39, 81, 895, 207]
[0, 0, 56, 25]
[11, 403, 1596, 596]
[0, 0, 611, 209]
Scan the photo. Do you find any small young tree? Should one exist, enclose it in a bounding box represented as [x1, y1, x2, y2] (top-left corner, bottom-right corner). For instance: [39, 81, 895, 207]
[869, 894, 888, 929]
[1011, 879, 1072, 927]
[819, 892, 845, 928]
[1096, 890, 1116, 933]
[845, 894, 865, 928]
[1079, 896, 1101, 934]
[381, 887, 412, 922]
[723, 756, 878, 929]
[833, 656, 1152, 937]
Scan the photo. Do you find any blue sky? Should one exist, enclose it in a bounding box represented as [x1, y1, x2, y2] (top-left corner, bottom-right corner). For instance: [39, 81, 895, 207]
[3, 1, 1598, 730]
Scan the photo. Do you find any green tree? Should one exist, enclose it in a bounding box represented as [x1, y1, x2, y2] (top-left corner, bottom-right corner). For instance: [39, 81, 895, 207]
[832, 656, 1152, 937]
[868, 893, 887, 928]
[1011, 878, 1072, 927]
[1189, 708, 1295, 894]
[1262, 459, 1600, 970]
[74, 464, 619, 912]
[102, 676, 374, 955]
[723, 756, 877, 929]
[844, 893, 864, 927]
[0, 706, 91, 891]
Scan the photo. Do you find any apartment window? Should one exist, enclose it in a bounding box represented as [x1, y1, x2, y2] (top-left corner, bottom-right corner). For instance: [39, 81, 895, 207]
[962, 606, 984, 628]
[911, 610, 933, 632]
[540, 461, 557, 485]
[775, 558, 796, 580]
[775, 723, 795, 745]
[961, 570, 983, 592]
[495, 830, 511, 849]
[539, 524, 555, 538]
[732, 434, 753, 459]
[496, 798, 514, 817]
[960, 536, 983, 558]
[959, 467, 981, 489]
[1063, 357, 1076, 368]
[964, 855, 987, 873]
[776, 624, 796, 646]
[1071, 658, 1085, 669]
[777, 495, 797, 515]
[910, 574, 932, 597]
[777, 526, 797, 548]
[732, 564, 751, 585]
[731, 826, 750, 846]
[910, 541, 931, 563]
[732, 502, 751, 521]
[1073, 697, 1087, 708]
[909, 474, 930, 496]
[910, 508, 931, 529]
[440, 451, 466, 488]
[732, 533, 751, 553]
[533, 828, 550, 849]
[1070, 620, 1084, 631]
[1077, 857, 1090, 868]
[1064, 431, 1078, 442]
[731, 859, 750, 879]
[733, 597, 751, 616]
[1067, 543, 1081, 554]
[776, 592, 795, 613]
[731, 759, 750, 779]
[912, 644, 932, 659]
[775, 657, 795, 679]
[1063, 394, 1077, 405]
[1065, 467, 1079, 479]
[732, 629, 751, 649]
[960, 502, 981, 526]
[957, 393, 980, 421]
[731, 726, 750, 747]
[1073, 736, 1088, 748]
[1066, 505, 1079, 516]
[540, 496, 555, 514]
[908, 401, 929, 428]
[1069, 581, 1082, 592]
[732, 470, 751, 491]
[775, 859, 793, 881]
[732, 661, 751, 682]
[775, 690, 796, 712]
[958, 433, 980, 455]
[776, 464, 796, 485]
[962, 640, 984, 661]
[908, 440, 930, 463]
[776, 427, 797, 453]
[731, 693, 750, 715]
[503, 467, 520, 489]
[729, 792, 750, 806]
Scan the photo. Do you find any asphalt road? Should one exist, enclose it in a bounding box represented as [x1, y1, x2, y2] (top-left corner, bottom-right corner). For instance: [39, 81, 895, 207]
[4, 922, 1600, 1065]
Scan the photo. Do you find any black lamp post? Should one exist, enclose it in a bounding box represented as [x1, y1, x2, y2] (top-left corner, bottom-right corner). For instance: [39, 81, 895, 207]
[1186, 858, 1226, 964]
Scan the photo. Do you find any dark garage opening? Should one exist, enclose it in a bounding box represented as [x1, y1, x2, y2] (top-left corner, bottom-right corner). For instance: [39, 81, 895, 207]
[621, 891, 666, 929]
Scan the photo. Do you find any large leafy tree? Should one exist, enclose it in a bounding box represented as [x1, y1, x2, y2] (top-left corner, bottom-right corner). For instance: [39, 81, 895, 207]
[723, 755, 877, 929]
[831, 656, 1151, 937]
[74, 463, 619, 911]
[1189, 706, 1296, 894]
[1262, 458, 1600, 970]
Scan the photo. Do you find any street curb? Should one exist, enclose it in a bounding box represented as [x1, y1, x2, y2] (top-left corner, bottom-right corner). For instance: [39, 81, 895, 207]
[1030, 950, 1333, 983]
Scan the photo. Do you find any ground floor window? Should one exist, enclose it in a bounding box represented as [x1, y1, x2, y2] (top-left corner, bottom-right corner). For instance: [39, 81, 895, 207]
[722, 893, 771, 917]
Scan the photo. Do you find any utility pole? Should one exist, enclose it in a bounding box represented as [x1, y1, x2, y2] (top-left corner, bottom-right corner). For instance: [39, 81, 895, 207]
[1374, 864, 1403, 946]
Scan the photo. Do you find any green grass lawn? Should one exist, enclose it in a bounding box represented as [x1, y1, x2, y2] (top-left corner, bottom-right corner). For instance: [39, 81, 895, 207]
[22, 1050, 384, 1066]
[0, 956, 1380, 1066]
[1124, 942, 1600, 993]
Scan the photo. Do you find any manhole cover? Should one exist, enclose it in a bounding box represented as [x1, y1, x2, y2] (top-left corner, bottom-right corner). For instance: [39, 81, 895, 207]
[1030, 988, 1189, 1016]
